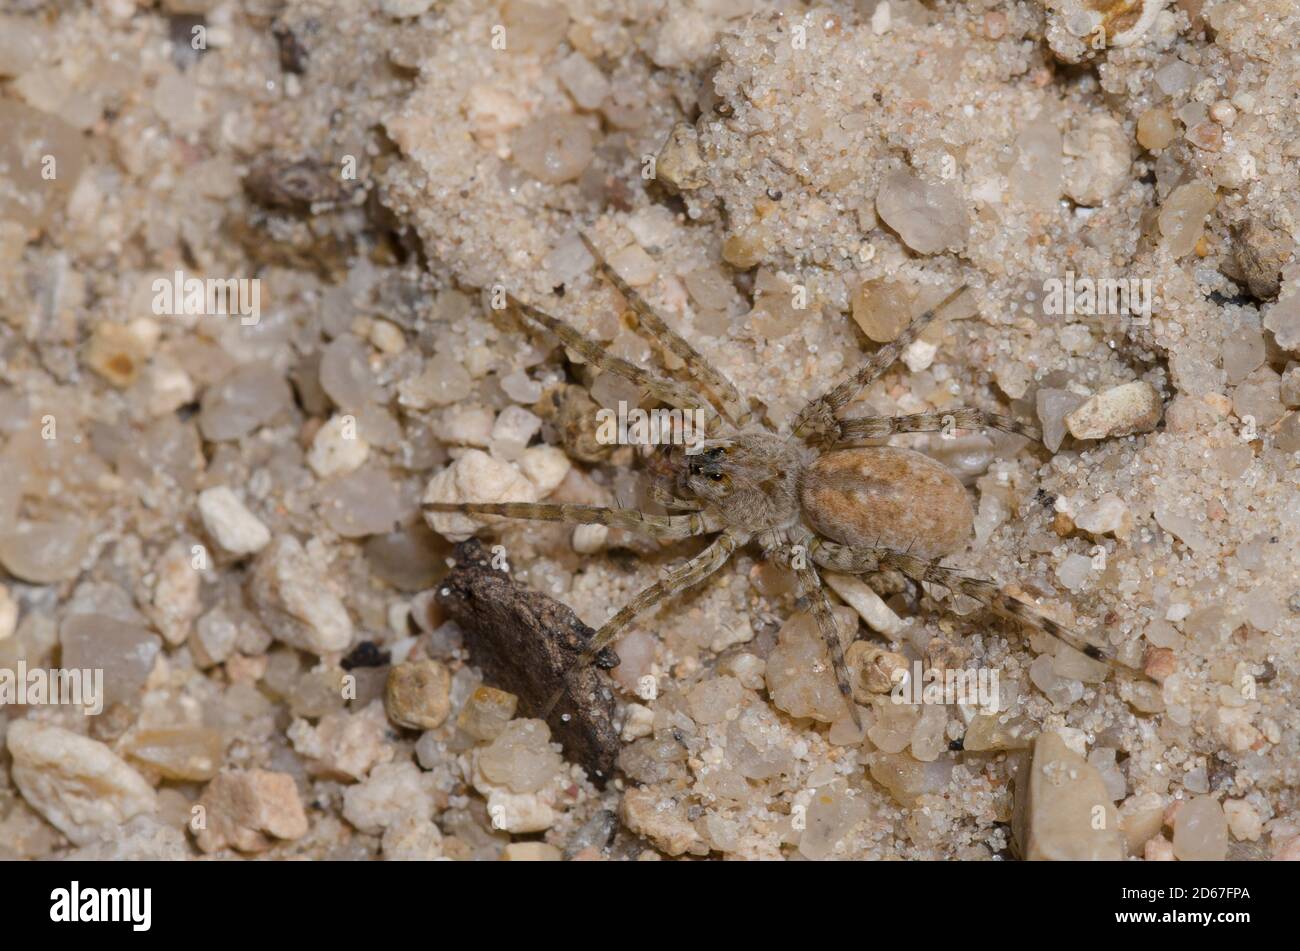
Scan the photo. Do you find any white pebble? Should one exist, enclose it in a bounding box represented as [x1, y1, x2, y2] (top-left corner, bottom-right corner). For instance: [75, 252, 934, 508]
[902, 339, 937, 373]
[823, 571, 904, 636]
[368, 319, 406, 355]
[422, 449, 538, 541]
[198, 486, 271, 556]
[519, 445, 571, 495]
[1065, 380, 1162, 440]
[572, 523, 608, 554]
[308, 415, 371, 478]
[1074, 492, 1130, 537]
[490, 406, 542, 462]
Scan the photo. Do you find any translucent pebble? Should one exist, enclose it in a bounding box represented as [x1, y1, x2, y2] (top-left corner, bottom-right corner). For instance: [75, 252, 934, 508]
[61, 613, 162, 708]
[490, 405, 542, 462]
[685, 676, 744, 725]
[1232, 366, 1284, 427]
[198, 362, 294, 441]
[319, 465, 404, 538]
[478, 719, 563, 793]
[909, 703, 948, 762]
[1035, 387, 1086, 453]
[1222, 328, 1266, 384]
[798, 779, 870, 860]
[1154, 59, 1197, 96]
[556, 52, 610, 109]
[500, 0, 569, 55]
[1264, 289, 1300, 353]
[458, 685, 519, 741]
[1172, 796, 1228, 861]
[500, 370, 543, 404]
[319, 334, 381, 411]
[765, 608, 857, 723]
[1136, 107, 1175, 150]
[875, 169, 969, 254]
[1158, 183, 1217, 258]
[868, 699, 921, 754]
[0, 519, 90, 584]
[542, 232, 594, 286]
[869, 751, 954, 807]
[512, 113, 593, 184]
[1009, 119, 1063, 211]
[124, 727, 225, 781]
[851, 279, 913, 342]
[1055, 553, 1094, 592]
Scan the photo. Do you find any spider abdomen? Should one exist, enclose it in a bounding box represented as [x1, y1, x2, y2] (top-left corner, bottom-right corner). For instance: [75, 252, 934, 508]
[799, 446, 974, 559]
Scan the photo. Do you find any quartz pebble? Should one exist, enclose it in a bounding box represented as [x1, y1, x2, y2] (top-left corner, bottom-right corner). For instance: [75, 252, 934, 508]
[197, 486, 271, 556]
[1172, 795, 1229, 860]
[1014, 731, 1123, 860]
[1065, 381, 1162, 440]
[654, 122, 708, 191]
[1035, 388, 1087, 452]
[1158, 182, 1217, 258]
[458, 685, 519, 741]
[7, 720, 158, 846]
[423, 449, 539, 541]
[512, 113, 593, 184]
[824, 571, 904, 635]
[765, 608, 858, 723]
[249, 536, 354, 654]
[61, 613, 161, 708]
[382, 815, 444, 860]
[384, 660, 451, 730]
[288, 702, 393, 781]
[307, 414, 370, 477]
[195, 769, 309, 853]
[342, 761, 436, 835]
[0, 518, 90, 584]
[1264, 287, 1300, 353]
[875, 169, 969, 255]
[477, 719, 562, 794]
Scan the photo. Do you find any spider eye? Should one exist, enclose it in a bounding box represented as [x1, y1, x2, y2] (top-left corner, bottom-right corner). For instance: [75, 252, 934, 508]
[708, 471, 724, 481]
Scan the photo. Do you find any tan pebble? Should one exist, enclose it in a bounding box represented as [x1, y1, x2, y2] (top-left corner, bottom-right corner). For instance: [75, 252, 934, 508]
[502, 842, 563, 861]
[1223, 799, 1262, 841]
[1065, 380, 1162, 440]
[1144, 835, 1176, 861]
[1144, 647, 1176, 681]
[385, 660, 452, 730]
[195, 769, 308, 853]
[845, 641, 908, 698]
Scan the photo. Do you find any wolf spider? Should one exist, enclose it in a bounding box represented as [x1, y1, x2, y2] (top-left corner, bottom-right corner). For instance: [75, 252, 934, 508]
[426, 235, 1125, 728]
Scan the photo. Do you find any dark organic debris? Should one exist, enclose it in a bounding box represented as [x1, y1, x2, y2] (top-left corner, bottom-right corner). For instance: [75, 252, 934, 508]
[436, 539, 621, 785]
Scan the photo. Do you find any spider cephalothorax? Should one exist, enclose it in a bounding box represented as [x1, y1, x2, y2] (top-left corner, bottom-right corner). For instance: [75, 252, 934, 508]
[424, 233, 1131, 728]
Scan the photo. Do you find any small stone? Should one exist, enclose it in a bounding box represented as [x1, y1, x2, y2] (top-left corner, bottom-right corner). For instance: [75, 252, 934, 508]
[824, 571, 904, 635]
[197, 486, 271, 556]
[1144, 646, 1176, 681]
[519, 444, 571, 495]
[287, 702, 393, 781]
[1223, 799, 1262, 841]
[1118, 791, 1166, 856]
[1232, 220, 1292, 300]
[399, 352, 472, 410]
[1222, 327, 1266, 384]
[342, 761, 436, 835]
[512, 113, 593, 184]
[1158, 182, 1217, 258]
[307, 414, 370, 478]
[1064, 380, 1162, 440]
[478, 719, 562, 793]
[654, 122, 708, 191]
[6, 720, 158, 846]
[851, 279, 914, 343]
[384, 660, 452, 730]
[1035, 388, 1087, 452]
[502, 841, 563, 861]
[124, 727, 224, 782]
[1014, 731, 1123, 860]
[1232, 366, 1284, 427]
[606, 242, 657, 287]
[621, 786, 708, 856]
[198, 362, 293, 442]
[557, 52, 610, 110]
[195, 769, 308, 853]
[1172, 795, 1228, 860]
[84, 321, 151, 388]
[458, 685, 519, 741]
[765, 608, 857, 723]
[1055, 553, 1093, 592]
[423, 449, 539, 542]
[382, 815, 444, 860]
[685, 676, 744, 725]
[485, 788, 555, 834]
[875, 169, 969, 255]
[249, 536, 354, 654]
[380, 0, 433, 19]
[571, 523, 608, 554]
[798, 778, 870, 860]
[1265, 286, 1300, 353]
[1136, 106, 1175, 150]
[868, 751, 955, 807]
[1063, 113, 1130, 206]
[0, 518, 90, 584]
[1074, 493, 1131, 538]
[963, 713, 1034, 751]
[61, 613, 161, 708]
[490, 405, 542, 462]
[1145, 835, 1176, 861]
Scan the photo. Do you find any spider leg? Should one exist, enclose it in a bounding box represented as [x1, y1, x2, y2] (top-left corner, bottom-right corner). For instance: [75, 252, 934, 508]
[832, 407, 1042, 445]
[791, 285, 967, 444]
[806, 538, 1132, 674]
[790, 560, 863, 730]
[423, 501, 719, 539]
[646, 480, 704, 511]
[543, 531, 743, 715]
[580, 233, 758, 431]
[509, 294, 716, 426]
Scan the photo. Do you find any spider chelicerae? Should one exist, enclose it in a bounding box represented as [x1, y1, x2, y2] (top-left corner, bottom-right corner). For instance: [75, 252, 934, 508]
[425, 234, 1126, 728]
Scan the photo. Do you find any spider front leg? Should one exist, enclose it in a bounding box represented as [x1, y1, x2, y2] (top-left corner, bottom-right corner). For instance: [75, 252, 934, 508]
[423, 501, 719, 539]
[832, 407, 1042, 445]
[508, 294, 718, 427]
[580, 233, 756, 430]
[791, 285, 968, 443]
[806, 538, 1130, 673]
[543, 530, 743, 714]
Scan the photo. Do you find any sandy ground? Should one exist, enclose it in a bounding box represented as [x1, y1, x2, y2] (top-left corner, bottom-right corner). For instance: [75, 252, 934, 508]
[0, 0, 1296, 860]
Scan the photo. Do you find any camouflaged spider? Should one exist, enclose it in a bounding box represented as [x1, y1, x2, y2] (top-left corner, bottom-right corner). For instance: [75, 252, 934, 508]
[425, 235, 1124, 727]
